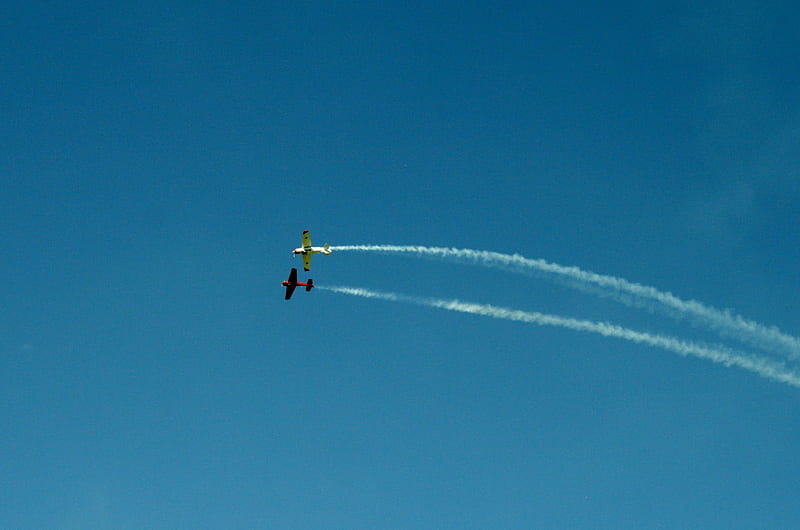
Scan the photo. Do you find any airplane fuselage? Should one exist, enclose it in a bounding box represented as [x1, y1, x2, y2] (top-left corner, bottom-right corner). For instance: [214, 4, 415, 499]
[292, 246, 327, 255]
[282, 280, 312, 288]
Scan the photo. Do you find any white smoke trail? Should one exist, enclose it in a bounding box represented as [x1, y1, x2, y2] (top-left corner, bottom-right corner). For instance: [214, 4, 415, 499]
[331, 245, 800, 360]
[319, 285, 800, 389]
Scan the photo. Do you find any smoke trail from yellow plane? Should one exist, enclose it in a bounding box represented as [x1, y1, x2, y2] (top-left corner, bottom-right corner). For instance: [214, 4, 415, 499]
[318, 285, 800, 389]
[331, 245, 800, 360]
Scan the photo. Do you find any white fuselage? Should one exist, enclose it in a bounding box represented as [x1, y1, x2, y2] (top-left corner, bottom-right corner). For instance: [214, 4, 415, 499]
[293, 246, 328, 255]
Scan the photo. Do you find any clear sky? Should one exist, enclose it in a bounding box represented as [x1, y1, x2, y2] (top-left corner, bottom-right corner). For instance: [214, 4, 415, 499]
[2, 1, 799, 528]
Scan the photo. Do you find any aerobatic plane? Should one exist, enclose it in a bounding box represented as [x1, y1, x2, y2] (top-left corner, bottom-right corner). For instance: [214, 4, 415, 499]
[292, 229, 331, 271]
[282, 268, 314, 300]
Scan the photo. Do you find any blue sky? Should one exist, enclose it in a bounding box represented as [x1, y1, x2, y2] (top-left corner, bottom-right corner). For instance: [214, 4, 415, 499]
[2, 1, 799, 528]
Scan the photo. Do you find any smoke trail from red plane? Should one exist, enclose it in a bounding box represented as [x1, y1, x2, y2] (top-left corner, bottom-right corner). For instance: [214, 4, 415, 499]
[331, 245, 800, 361]
[319, 284, 800, 389]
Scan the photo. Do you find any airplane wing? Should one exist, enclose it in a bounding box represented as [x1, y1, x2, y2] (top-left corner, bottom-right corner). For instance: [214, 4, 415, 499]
[284, 268, 298, 300]
[285, 283, 297, 300]
[302, 230, 312, 249]
[302, 253, 312, 271]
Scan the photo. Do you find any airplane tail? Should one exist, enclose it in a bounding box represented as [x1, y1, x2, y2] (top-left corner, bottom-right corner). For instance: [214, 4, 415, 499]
[306, 279, 314, 291]
[323, 243, 331, 255]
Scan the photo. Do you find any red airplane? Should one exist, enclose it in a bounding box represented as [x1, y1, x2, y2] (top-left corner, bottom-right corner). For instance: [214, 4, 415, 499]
[282, 268, 314, 300]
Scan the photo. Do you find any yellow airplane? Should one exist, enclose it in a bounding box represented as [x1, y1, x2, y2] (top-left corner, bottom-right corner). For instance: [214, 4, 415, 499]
[292, 230, 331, 271]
